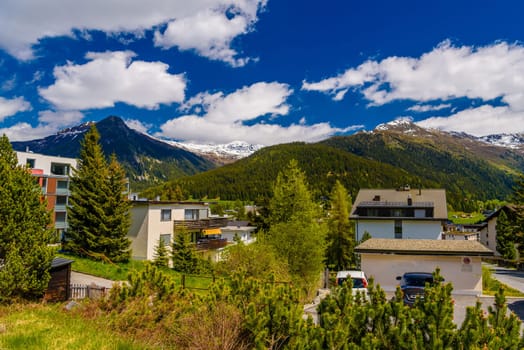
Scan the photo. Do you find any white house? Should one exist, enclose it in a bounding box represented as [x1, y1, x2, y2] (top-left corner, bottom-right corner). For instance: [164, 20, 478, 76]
[355, 238, 493, 295]
[480, 205, 519, 255]
[220, 221, 257, 244]
[350, 187, 448, 241]
[128, 200, 229, 261]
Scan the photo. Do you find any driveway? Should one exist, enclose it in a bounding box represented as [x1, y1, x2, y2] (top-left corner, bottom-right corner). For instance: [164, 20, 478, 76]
[70, 271, 116, 289]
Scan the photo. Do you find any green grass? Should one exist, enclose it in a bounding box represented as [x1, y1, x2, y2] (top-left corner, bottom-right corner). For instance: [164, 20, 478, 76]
[0, 303, 154, 350]
[482, 265, 524, 297]
[57, 252, 220, 290]
[57, 252, 146, 281]
[448, 211, 485, 224]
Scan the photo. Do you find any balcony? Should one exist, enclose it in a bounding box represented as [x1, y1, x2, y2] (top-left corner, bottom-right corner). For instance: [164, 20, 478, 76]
[173, 217, 229, 231]
[196, 238, 228, 250]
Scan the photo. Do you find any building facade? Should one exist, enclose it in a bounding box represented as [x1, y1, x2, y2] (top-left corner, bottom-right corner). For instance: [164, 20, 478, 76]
[128, 200, 229, 261]
[355, 238, 493, 295]
[350, 187, 448, 241]
[16, 151, 77, 240]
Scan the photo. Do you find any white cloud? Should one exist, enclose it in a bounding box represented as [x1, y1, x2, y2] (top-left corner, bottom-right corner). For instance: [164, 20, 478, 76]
[416, 105, 524, 136]
[303, 40, 524, 134]
[407, 103, 452, 112]
[0, 96, 31, 122]
[124, 118, 152, 133]
[38, 110, 84, 128]
[0, 109, 84, 141]
[39, 51, 186, 110]
[154, 7, 259, 67]
[157, 82, 356, 145]
[0, 0, 266, 65]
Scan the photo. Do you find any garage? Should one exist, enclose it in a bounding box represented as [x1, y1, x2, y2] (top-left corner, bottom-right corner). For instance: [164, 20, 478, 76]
[355, 238, 493, 296]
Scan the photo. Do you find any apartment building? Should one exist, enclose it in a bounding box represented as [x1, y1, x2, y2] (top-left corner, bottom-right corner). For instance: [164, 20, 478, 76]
[16, 151, 77, 239]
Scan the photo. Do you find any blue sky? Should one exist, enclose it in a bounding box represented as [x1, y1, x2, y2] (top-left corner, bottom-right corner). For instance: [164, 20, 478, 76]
[1, 0, 523, 145]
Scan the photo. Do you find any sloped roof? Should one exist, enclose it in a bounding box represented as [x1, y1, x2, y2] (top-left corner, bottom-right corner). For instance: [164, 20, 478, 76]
[51, 257, 74, 269]
[355, 238, 493, 256]
[350, 188, 448, 219]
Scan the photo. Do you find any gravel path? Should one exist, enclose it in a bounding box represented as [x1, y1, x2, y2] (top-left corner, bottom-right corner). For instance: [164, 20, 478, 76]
[70, 271, 116, 289]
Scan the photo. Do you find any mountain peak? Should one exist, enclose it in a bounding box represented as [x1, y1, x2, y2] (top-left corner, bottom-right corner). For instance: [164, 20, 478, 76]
[374, 117, 422, 134]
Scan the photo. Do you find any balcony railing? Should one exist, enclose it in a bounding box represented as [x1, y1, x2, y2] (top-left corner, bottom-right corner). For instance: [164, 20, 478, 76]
[173, 217, 228, 230]
[196, 238, 228, 250]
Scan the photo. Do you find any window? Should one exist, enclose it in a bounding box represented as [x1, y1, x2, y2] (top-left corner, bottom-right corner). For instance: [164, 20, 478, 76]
[161, 209, 172, 221]
[366, 208, 379, 217]
[51, 163, 70, 175]
[414, 209, 426, 218]
[55, 212, 66, 223]
[184, 209, 199, 220]
[26, 158, 35, 168]
[394, 220, 402, 239]
[392, 209, 404, 217]
[56, 196, 67, 205]
[57, 180, 68, 189]
[160, 234, 171, 246]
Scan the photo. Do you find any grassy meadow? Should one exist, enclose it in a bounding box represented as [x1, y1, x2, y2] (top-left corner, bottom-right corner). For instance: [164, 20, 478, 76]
[0, 303, 153, 350]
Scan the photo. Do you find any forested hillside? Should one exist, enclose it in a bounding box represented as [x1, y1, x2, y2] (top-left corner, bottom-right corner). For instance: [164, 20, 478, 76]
[144, 134, 520, 211]
[143, 142, 434, 202]
[321, 128, 520, 210]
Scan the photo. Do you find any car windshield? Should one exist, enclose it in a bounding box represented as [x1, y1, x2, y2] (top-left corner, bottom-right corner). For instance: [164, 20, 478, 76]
[352, 278, 365, 288]
[404, 276, 433, 287]
[338, 277, 365, 288]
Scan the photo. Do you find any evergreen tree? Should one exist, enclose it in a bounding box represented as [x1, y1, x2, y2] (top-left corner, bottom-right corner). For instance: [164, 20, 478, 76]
[153, 238, 169, 268]
[171, 227, 198, 273]
[266, 159, 327, 295]
[66, 125, 131, 262]
[411, 268, 456, 348]
[325, 180, 355, 271]
[496, 209, 517, 260]
[484, 287, 524, 349]
[0, 135, 54, 301]
[512, 172, 524, 257]
[104, 154, 131, 262]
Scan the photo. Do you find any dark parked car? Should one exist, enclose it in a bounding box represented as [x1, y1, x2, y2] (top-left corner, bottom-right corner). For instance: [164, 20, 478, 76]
[396, 272, 435, 306]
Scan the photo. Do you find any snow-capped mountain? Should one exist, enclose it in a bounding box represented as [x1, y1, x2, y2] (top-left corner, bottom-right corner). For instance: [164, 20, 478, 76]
[374, 118, 524, 151]
[478, 134, 524, 150]
[168, 140, 264, 164]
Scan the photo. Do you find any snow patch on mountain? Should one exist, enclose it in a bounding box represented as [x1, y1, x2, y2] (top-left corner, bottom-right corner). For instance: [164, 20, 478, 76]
[479, 134, 524, 149]
[168, 140, 264, 160]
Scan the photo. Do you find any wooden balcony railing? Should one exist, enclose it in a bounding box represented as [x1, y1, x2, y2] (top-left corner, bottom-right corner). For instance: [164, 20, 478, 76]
[196, 238, 228, 250]
[173, 217, 229, 230]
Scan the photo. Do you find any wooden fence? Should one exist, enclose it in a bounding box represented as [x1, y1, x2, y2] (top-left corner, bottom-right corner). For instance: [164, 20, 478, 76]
[70, 283, 109, 300]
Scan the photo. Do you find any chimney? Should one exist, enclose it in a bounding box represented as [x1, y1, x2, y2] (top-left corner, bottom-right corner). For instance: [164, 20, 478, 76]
[373, 195, 381, 201]
[407, 194, 412, 206]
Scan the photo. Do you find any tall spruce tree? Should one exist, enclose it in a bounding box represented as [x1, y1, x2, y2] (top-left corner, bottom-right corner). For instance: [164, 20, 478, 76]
[496, 209, 517, 260]
[171, 227, 198, 273]
[512, 172, 524, 257]
[325, 180, 355, 271]
[104, 154, 131, 262]
[0, 135, 54, 301]
[66, 126, 131, 262]
[266, 159, 327, 295]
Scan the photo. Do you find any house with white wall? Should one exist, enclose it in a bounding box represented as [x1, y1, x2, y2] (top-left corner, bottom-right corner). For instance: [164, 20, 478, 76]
[350, 187, 448, 241]
[128, 200, 229, 261]
[480, 205, 519, 255]
[355, 238, 493, 295]
[220, 221, 257, 244]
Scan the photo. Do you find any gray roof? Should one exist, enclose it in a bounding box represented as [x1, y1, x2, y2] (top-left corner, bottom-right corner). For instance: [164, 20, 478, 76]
[355, 238, 493, 256]
[51, 257, 74, 269]
[350, 188, 448, 219]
